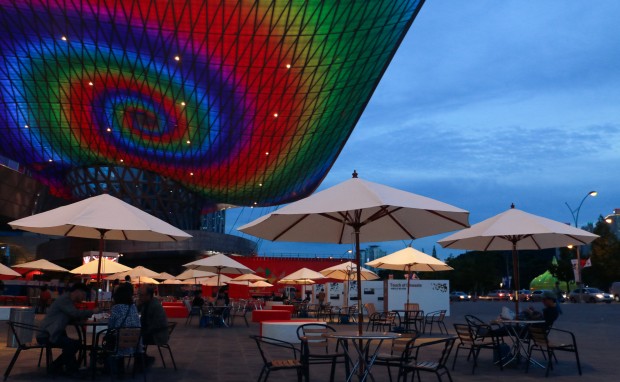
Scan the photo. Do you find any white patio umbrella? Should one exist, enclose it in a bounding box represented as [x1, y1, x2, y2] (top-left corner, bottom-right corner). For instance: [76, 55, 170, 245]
[70, 258, 131, 275]
[156, 272, 176, 280]
[366, 246, 453, 305]
[250, 280, 274, 288]
[8, 194, 191, 302]
[278, 278, 316, 285]
[12, 259, 69, 273]
[0, 263, 21, 278]
[438, 204, 599, 313]
[320, 261, 379, 305]
[239, 171, 469, 334]
[183, 253, 253, 291]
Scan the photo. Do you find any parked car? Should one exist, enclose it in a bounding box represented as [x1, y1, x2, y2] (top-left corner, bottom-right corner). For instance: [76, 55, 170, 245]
[530, 289, 554, 302]
[569, 288, 613, 303]
[450, 291, 471, 302]
[487, 289, 512, 301]
[610, 282, 620, 302]
[515, 289, 531, 301]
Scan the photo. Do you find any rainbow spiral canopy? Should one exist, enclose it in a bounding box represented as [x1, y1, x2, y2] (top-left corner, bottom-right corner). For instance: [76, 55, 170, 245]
[0, 0, 424, 206]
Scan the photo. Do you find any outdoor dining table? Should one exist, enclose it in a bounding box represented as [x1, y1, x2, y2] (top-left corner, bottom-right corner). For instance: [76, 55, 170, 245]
[326, 331, 400, 382]
[391, 309, 424, 333]
[78, 319, 109, 378]
[495, 319, 545, 368]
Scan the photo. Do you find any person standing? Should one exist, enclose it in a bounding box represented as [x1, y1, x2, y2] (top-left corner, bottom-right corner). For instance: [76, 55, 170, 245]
[37, 283, 98, 376]
[318, 288, 326, 307]
[553, 281, 564, 314]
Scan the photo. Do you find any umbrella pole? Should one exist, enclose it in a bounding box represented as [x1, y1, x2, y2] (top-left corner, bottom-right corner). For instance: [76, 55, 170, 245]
[94, 229, 108, 305]
[511, 241, 520, 314]
[406, 265, 412, 307]
[354, 226, 363, 336]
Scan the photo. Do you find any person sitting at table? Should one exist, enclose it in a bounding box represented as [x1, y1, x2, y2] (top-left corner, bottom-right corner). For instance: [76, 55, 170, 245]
[37, 282, 98, 376]
[104, 283, 141, 376]
[137, 285, 169, 359]
[192, 290, 205, 307]
[528, 290, 560, 328]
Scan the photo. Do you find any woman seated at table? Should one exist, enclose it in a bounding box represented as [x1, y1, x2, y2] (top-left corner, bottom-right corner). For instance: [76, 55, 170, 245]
[108, 284, 141, 354]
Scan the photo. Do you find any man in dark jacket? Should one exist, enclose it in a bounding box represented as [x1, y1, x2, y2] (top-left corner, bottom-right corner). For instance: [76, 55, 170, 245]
[37, 283, 97, 375]
[137, 285, 169, 346]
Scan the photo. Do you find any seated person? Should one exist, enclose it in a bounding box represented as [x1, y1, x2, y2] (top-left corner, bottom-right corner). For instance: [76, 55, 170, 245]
[108, 284, 141, 354]
[137, 286, 169, 346]
[530, 290, 560, 329]
[191, 291, 205, 308]
[37, 283, 98, 376]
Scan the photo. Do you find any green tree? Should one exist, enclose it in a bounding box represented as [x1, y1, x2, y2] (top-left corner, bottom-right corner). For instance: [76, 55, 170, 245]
[584, 216, 620, 289]
[550, 247, 575, 293]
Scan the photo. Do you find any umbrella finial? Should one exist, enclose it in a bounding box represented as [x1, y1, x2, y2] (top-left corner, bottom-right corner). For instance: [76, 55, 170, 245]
[511, 203, 515, 209]
[352, 170, 358, 178]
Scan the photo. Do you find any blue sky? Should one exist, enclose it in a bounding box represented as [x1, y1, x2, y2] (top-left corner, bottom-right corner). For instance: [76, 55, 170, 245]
[227, 1, 620, 260]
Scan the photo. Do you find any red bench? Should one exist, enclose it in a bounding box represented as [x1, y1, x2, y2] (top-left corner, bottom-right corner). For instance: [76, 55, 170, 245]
[163, 305, 188, 318]
[251, 309, 291, 323]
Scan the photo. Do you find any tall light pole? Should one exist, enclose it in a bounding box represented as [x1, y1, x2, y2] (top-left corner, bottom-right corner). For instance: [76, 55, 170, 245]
[565, 191, 597, 303]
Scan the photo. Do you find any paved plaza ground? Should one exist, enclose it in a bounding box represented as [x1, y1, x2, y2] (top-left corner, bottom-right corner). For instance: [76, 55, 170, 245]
[0, 301, 617, 381]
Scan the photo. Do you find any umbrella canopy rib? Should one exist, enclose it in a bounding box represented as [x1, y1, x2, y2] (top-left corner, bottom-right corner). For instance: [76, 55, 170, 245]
[427, 209, 471, 228]
[273, 214, 310, 241]
[384, 210, 416, 240]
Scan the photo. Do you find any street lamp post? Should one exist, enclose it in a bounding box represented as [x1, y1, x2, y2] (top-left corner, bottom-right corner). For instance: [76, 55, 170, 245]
[565, 191, 597, 303]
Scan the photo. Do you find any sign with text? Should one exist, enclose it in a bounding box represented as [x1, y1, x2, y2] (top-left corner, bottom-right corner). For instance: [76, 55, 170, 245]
[387, 280, 450, 316]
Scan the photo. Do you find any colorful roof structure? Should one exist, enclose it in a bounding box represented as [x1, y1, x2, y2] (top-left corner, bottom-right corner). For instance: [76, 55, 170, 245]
[0, 0, 425, 206]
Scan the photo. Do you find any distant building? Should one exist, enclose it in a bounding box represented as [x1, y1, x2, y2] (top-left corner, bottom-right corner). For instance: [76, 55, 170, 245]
[363, 245, 386, 271]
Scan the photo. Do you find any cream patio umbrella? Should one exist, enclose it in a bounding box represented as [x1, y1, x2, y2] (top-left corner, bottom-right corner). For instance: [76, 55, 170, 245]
[239, 171, 469, 334]
[175, 269, 216, 284]
[198, 274, 232, 286]
[70, 258, 131, 275]
[183, 253, 253, 291]
[12, 259, 69, 273]
[250, 280, 274, 288]
[227, 274, 267, 286]
[320, 261, 379, 305]
[162, 279, 191, 285]
[0, 263, 21, 278]
[156, 272, 176, 281]
[438, 204, 599, 313]
[8, 194, 192, 302]
[131, 276, 160, 285]
[106, 265, 160, 281]
[366, 246, 453, 306]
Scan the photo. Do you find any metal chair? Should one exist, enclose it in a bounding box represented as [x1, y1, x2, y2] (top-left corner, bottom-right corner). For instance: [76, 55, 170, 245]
[400, 337, 456, 382]
[296, 324, 348, 382]
[526, 326, 581, 377]
[452, 323, 502, 374]
[424, 310, 448, 335]
[229, 301, 249, 327]
[144, 322, 177, 370]
[4, 322, 49, 380]
[251, 335, 305, 382]
[104, 327, 146, 382]
[374, 332, 419, 382]
[184, 300, 202, 326]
